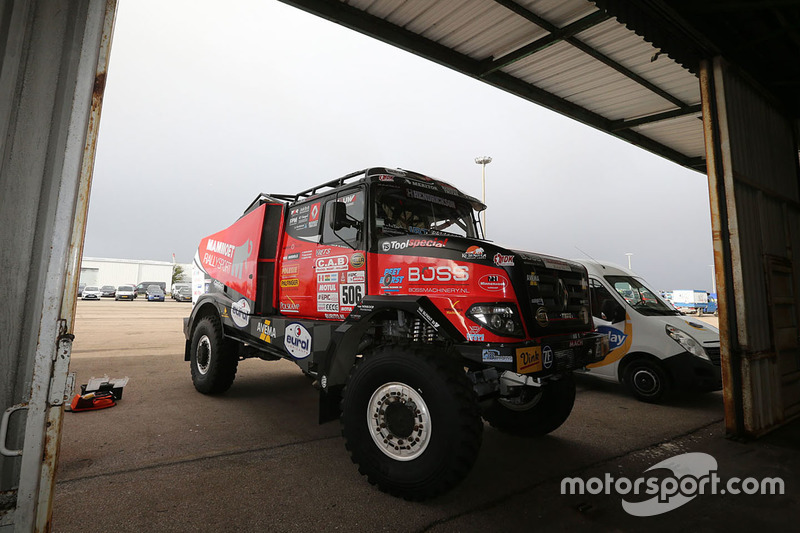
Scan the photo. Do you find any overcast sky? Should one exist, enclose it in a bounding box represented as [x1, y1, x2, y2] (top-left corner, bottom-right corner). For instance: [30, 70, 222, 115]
[84, 0, 715, 292]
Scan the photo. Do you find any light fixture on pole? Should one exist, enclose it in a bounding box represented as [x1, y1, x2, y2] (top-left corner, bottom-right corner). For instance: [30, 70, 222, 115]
[625, 253, 633, 270]
[709, 264, 717, 294]
[474, 156, 492, 237]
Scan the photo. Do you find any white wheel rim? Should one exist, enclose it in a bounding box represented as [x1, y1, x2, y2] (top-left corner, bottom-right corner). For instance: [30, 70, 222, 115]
[197, 335, 211, 375]
[367, 382, 431, 461]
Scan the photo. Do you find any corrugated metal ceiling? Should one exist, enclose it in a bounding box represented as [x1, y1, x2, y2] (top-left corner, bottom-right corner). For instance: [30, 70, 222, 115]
[283, 0, 707, 170]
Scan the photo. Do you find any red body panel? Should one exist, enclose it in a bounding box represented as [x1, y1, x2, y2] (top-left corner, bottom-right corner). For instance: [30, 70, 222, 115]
[198, 204, 265, 301]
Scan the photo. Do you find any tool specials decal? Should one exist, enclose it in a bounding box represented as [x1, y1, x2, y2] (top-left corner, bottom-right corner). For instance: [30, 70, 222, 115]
[198, 204, 264, 301]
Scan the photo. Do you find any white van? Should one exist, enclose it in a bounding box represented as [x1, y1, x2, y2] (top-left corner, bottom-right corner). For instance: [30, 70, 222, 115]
[574, 260, 721, 402]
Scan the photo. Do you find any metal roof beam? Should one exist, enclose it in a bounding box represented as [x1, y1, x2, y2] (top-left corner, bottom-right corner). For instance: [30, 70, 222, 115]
[481, 11, 610, 76]
[609, 104, 702, 131]
[492, 0, 692, 110]
[278, 0, 702, 172]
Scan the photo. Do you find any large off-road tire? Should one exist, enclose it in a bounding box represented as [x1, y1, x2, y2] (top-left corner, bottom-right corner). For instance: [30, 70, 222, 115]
[623, 357, 670, 403]
[483, 374, 576, 437]
[340, 346, 482, 500]
[190, 316, 238, 394]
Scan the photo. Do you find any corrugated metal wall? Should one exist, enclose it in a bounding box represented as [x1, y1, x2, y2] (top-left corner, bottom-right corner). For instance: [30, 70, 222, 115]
[709, 58, 800, 436]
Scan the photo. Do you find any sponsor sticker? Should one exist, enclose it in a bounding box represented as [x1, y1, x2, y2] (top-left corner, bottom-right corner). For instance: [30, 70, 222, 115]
[347, 271, 365, 283]
[231, 298, 251, 328]
[284, 323, 312, 359]
[280, 279, 299, 288]
[285, 253, 300, 261]
[318, 283, 337, 292]
[351, 252, 366, 269]
[309, 202, 321, 223]
[516, 346, 543, 373]
[317, 273, 337, 283]
[543, 345, 554, 369]
[281, 265, 298, 276]
[462, 245, 486, 260]
[478, 274, 509, 292]
[340, 283, 364, 306]
[317, 293, 337, 303]
[315, 255, 349, 272]
[280, 301, 300, 313]
[467, 326, 485, 342]
[380, 268, 404, 293]
[256, 319, 276, 343]
[482, 349, 513, 364]
[597, 326, 628, 350]
[543, 258, 573, 271]
[494, 253, 515, 267]
[408, 265, 469, 282]
[317, 302, 339, 312]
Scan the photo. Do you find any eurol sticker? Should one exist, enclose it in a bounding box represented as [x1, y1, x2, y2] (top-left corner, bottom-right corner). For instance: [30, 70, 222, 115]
[284, 323, 312, 359]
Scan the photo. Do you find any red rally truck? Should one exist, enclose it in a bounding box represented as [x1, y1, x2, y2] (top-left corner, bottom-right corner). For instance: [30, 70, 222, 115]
[183, 167, 609, 500]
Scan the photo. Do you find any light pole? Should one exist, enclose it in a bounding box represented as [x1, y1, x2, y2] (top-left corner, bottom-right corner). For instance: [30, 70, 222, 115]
[474, 156, 492, 237]
[709, 264, 717, 293]
[625, 253, 633, 270]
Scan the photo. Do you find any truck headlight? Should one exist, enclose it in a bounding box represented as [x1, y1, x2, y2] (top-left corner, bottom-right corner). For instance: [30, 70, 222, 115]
[665, 324, 708, 360]
[467, 304, 524, 338]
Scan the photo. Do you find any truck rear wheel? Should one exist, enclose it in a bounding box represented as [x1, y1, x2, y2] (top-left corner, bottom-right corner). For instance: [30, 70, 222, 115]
[190, 316, 238, 394]
[482, 374, 576, 437]
[340, 346, 482, 500]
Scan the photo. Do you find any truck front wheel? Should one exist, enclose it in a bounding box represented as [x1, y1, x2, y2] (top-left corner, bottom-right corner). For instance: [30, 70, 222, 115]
[190, 316, 238, 394]
[340, 346, 482, 500]
[482, 374, 576, 437]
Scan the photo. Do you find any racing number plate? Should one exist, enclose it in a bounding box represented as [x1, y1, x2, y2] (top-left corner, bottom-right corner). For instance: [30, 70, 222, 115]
[516, 346, 543, 373]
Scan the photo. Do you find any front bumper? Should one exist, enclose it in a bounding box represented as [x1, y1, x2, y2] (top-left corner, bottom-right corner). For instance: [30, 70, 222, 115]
[662, 352, 722, 392]
[457, 331, 609, 377]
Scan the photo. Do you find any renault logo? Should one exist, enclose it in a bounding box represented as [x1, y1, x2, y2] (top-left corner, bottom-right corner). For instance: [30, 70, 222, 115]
[535, 307, 549, 327]
[557, 278, 569, 310]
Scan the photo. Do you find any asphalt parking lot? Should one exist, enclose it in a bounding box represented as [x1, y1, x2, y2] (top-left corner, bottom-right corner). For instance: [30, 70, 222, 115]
[51, 299, 798, 532]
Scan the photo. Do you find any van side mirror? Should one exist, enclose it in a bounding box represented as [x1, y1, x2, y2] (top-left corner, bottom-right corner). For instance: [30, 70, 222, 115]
[601, 299, 626, 323]
[331, 201, 349, 231]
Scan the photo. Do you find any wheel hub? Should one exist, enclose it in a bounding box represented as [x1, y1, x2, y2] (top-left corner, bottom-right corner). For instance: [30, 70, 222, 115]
[632, 369, 658, 394]
[368, 382, 430, 461]
[197, 335, 211, 375]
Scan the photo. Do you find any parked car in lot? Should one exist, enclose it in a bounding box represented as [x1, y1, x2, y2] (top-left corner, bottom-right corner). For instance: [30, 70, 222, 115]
[136, 281, 166, 296]
[171, 282, 190, 300]
[174, 285, 192, 302]
[146, 285, 165, 302]
[100, 285, 116, 298]
[115, 285, 136, 301]
[81, 286, 103, 300]
[78, 283, 86, 297]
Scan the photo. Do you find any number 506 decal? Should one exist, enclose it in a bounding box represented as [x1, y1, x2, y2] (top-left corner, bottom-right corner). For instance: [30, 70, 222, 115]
[340, 283, 364, 306]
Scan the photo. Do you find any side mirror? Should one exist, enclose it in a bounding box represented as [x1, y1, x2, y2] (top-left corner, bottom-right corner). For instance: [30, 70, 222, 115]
[331, 201, 349, 231]
[601, 299, 626, 323]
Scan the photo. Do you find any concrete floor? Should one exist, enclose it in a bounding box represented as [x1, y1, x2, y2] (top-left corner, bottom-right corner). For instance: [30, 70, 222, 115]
[50, 300, 797, 532]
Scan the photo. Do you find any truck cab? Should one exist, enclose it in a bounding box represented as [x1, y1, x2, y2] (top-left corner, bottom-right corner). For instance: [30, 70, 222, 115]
[183, 167, 609, 499]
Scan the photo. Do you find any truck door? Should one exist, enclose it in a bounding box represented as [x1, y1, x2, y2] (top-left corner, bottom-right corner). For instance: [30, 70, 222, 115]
[314, 188, 366, 320]
[279, 200, 324, 316]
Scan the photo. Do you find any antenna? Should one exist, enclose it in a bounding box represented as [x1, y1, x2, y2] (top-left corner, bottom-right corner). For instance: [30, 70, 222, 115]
[575, 246, 605, 269]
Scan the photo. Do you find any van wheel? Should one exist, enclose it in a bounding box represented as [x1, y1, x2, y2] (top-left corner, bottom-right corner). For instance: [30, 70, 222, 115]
[482, 374, 576, 436]
[340, 346, 482, 500]
[624, 358, 670, 403]
[190, 316, 238, 394]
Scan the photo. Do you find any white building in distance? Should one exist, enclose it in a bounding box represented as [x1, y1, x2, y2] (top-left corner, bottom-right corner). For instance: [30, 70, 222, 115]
[80, 257, 191, 289]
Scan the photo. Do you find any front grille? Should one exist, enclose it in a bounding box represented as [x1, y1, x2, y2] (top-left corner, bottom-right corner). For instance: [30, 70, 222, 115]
[523, 262, 589, 336]
[705, 346, 721, 366]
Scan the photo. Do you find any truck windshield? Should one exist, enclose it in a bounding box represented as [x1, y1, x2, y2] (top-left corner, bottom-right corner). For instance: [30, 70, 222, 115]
[373, 185, 479, 238]
[605, 275, 680, 316]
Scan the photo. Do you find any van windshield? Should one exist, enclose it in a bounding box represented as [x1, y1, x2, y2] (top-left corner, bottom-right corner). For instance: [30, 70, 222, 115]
[605, 276, 680, 316]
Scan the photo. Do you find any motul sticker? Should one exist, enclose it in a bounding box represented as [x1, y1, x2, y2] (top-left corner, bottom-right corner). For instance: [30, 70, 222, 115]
[284, 323, 312, 359]
[231, 298, 251, 328]
[315, 256, 349, 272]
[516, 346, 542, 373]
[478, 274, 509, 292]
[318, 283, 337, 292]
